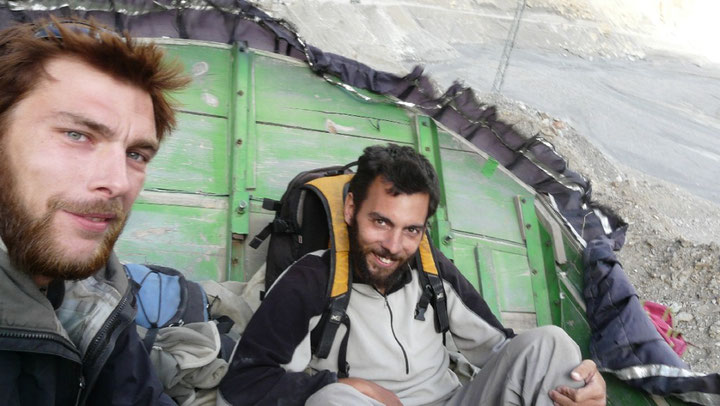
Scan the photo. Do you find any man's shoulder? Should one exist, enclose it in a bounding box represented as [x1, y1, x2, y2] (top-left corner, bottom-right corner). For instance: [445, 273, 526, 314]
[267, 250, 332, 298]
[290, 249, 332, 271]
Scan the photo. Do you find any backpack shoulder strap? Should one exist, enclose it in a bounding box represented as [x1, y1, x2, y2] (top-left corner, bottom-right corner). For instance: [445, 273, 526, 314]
[304, 173, 353, 300]
[305, 174, 354, 371]
[414, 236, 450, 334]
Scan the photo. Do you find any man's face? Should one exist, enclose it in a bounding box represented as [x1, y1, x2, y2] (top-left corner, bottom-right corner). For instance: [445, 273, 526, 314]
[344, 176, 429, 293]
[0, 57, 157, 280]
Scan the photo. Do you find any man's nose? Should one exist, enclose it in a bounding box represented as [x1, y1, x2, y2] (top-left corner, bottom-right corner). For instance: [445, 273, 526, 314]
[381, 229, 403, 255]
[87, 147, 131, 198]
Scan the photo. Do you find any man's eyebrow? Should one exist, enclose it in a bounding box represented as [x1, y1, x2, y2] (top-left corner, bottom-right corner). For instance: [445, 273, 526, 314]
[369, 212, 394, 227]
[405, 223, 426, 231]
[56, 111, 159, 153]
[132, 140, 160, 158]
[56, 111, 114, 138]
[369, 212, 425, 231]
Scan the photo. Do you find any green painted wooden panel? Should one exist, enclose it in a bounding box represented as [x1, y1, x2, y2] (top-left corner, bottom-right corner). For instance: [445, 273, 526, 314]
[437, 127, 476, 153]
[258, 110, 415, 145]
[450, 234, 538, 326]
[145, 113, 230, 195]
[516, 196, 554, 326]
[562, 236, 585, 290]
[116, 202, 228, 281]
[250, 123, 414, 200]
[252, 53, 411, 123]
[162, 44, 233, 117]
[492, 249, 535, 312]
[449, 237, 483, 292]
[538, 227, 562, 326]
[414, 116, 453, 258]
[440, 148, 528, 243]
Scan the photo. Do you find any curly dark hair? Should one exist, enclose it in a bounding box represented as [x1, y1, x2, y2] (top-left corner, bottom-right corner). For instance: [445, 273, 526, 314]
[348, 143, 440, 219]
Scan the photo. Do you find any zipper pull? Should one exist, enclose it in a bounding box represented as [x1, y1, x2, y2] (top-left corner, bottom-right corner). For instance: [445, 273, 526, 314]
[75, 376, 85, 405]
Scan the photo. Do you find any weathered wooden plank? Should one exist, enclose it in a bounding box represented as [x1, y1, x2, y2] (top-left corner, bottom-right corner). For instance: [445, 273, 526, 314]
[256, 111, 415, 144]
[145, 113, 230, 195]
[251, 124, 414, 200]
[135, 190, 229, 210]
[162, 44, 233, 117]
[441, 148, 529, 243]
[253, 53, 411, 123]
[450, 235, 535, 321]
[437, 127, 476, 152]
[490, 248, 535, 313]
[116, 202, 228, 281]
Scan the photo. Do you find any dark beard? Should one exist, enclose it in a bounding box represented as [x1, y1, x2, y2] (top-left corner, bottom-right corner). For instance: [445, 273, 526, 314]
[0, 146, 127, 280]
[348, 218, 410, 293]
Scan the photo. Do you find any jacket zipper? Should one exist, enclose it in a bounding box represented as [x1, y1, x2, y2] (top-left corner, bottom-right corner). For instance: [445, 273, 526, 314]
[75, 376, 85, 406]
[80, 286, 133, 400]
[0, 329, 84, 405]
[0, 329, 72, 344]
[381, 293, 410, 374]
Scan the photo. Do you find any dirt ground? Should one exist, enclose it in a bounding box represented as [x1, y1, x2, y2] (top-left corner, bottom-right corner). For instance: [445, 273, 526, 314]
[485, 93, 720, 374]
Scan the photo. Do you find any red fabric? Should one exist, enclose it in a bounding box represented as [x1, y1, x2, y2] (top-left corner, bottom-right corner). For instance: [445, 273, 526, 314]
[643, 301, 687, 356]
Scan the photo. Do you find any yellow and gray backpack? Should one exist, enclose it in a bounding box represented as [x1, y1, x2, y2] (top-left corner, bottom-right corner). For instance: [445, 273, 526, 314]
[251, 163, 449, 377]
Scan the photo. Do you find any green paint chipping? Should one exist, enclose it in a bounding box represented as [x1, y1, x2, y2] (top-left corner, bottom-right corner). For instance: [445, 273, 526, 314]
[481, 157, 499, 178]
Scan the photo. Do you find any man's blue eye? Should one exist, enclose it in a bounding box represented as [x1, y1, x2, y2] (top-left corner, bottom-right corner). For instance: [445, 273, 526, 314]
[66, 131, 87, 141]
[127, 151, 147, 163]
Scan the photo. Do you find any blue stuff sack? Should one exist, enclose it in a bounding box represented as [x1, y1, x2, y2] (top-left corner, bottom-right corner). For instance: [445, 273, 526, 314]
[124, 264, 209, 347]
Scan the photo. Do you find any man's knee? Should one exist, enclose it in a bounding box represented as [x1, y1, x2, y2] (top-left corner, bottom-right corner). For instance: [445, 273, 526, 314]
[306, 383, 383, 406]
[513, 325, 581, 361]
[533, 325, 578, 347]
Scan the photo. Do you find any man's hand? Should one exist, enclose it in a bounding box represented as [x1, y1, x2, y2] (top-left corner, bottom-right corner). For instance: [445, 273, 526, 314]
[338, 377, 402, 406]
[549, 360, 606, 406]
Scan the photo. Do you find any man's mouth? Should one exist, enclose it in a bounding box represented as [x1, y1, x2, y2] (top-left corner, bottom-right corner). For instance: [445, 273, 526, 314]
[371, 252, 398, 268]
[89, 218, 104, 222]
[83, 214, 114, 222]
[64, 211, 117, 232]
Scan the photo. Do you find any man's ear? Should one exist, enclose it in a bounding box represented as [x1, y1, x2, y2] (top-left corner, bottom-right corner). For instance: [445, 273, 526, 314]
[343, 192, 355, 226]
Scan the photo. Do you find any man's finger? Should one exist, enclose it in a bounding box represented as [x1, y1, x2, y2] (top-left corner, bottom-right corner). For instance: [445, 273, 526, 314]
[571, 359, 598, 382]
[579, 369, 607, 402]
[549, 388, 575, 406]
[572, 383, 599, 403]
[566, 370, 607, 404]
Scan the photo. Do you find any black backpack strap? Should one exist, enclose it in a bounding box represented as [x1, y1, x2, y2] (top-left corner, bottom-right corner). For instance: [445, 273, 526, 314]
[325, 161, 357, 176]
[414, 268, 433, 322]
[311, 293, 350, 359]
[142, 324, 159, 353]
[336, 313, 352, 378]
[261, 198, 281, 212]
[250, 217, 300, 249]
[428, 272, 449, 334]
[306, 174, 355, 360]
[249, 223, 273, 249]
[215, 315, 237, 362]
[415, 237, 450, 334]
